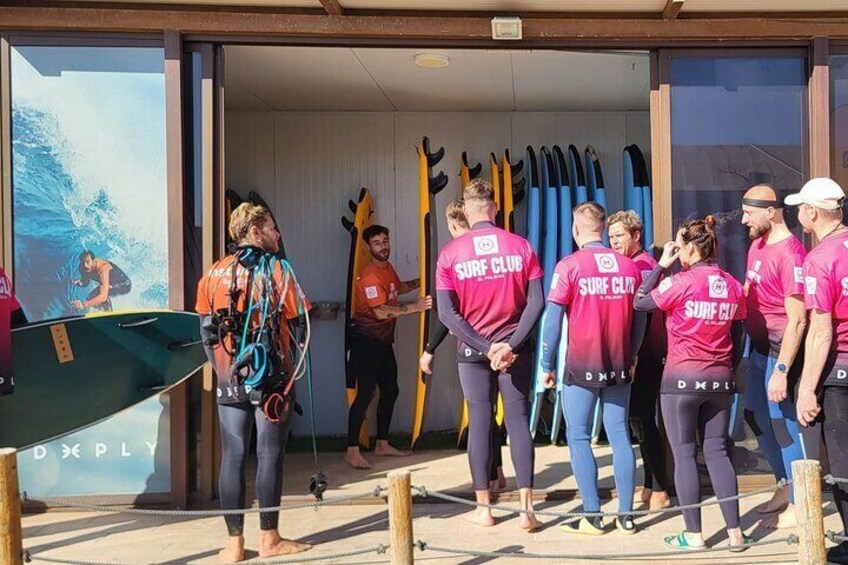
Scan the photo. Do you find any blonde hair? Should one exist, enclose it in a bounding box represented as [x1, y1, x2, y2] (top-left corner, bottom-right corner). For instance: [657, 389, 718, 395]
[229, 202, 272, 245]
[573, 201, 606, 232]
[446, 199, 470, 229]
[463, 178, 495, 203]
[607, 210, 643, 236]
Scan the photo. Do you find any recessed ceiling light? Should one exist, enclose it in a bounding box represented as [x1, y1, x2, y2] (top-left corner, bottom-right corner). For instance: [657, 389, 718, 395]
[414, 53, 450, 69]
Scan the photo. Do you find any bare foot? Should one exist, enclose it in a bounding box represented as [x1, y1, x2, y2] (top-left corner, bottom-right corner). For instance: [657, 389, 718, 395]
[519, 513, 543, 532]
[465, 509, 495, 527]
[760, 504, 797, 529]
[757, 485, 789, 514]
[373, 442, 410, 457]
[649, 491, 671, 511]
[344, 448, 371, 469]
[640, 487, 653, 503]
[217, 536, 245, 563]
[259, 539, 312, 558]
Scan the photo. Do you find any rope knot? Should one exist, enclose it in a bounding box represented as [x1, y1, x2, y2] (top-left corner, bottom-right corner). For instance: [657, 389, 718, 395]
[787, 534, 799, 545]
[23, 550, 32, 563]
[825, 474, 836, 485]
[415, 540, 428, 552]
[414, 485, 429, 497]
[376, 544, 389, 555]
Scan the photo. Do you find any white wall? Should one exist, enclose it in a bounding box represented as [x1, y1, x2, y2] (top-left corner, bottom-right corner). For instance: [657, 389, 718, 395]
[225, 110, 650, 437]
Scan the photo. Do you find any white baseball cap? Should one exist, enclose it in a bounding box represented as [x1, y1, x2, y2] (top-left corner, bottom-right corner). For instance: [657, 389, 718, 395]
[784, 178, 846, 210]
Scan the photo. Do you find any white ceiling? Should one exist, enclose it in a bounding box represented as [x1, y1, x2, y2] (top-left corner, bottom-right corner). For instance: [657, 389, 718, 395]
[225, 47, 650, 112]
[45, 0, 848, 10]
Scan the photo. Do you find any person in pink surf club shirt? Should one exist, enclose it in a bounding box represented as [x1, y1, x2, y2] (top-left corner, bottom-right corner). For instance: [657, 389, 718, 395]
[608, 210, 673, 513]
[785, 178, 848, 565]
[540, 202, 646, 537]
[634, 216, 750, 552]
[739, 184, 807, 530]
[0, 267, 27, 397]
[435, 179, 544, 532]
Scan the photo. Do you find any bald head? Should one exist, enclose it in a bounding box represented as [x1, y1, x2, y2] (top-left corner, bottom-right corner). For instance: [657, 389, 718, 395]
[743, 184, 778, 203]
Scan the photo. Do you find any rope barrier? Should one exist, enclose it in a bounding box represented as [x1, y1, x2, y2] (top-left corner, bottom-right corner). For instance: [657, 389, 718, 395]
[414, 535, 798, 561]
[412, 479, 788, 519]
[20, 486, 386, 516]
[827, 530, 848, 543]
[824, 475, 848, 486]
[23, 545, 390, 565]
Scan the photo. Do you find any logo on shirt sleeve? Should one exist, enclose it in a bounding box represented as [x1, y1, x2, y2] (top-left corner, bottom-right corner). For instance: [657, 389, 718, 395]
[805, 276, 817, 295]
[753, 259, 762, 272]
[472, 234, 499, 256]
[594, 253, 619, 274]
[365, 285, 379, 299]
[708, 275, 728, 299]
[794, 267, 803, 284]
[551, 273, 560, 289]
[657, 278, 673, 294]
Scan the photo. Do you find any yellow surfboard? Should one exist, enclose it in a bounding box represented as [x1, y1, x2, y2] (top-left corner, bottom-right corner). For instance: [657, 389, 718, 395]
[342, 188, 374, 449]
[411, 137, 448, 450]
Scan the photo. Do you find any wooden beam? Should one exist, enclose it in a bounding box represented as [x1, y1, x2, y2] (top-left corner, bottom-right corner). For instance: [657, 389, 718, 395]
[4, 6, 848, 42]
[319, 0, 343, 16]
[662, 0, 684, 20]
[809, 36, 830, 179]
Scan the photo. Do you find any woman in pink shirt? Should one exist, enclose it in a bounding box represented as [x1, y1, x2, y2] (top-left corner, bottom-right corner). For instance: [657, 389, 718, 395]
[634, 216, 750, 552]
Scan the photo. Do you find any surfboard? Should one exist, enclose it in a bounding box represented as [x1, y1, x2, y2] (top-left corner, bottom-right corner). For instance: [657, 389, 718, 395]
[567, 145, 588, 206]
[585, 145, 610, 247]
[490, 153, 505, 229]
[631, 145, 654, 251]
[1, 310, 206, 450]
[460, 152, 482, 194]
[623, 146, 644, 220]
[248, 191, 288, 260]
[548, 145, 574, 443]
[411, 137, 448, 450]
[341, 188, 374, 449]
[502, 149, 525, 234]
[525, 147, 541, 253]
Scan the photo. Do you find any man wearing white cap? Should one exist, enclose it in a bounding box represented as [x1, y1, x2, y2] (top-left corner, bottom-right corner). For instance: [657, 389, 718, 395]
[785, 177, 848, 564]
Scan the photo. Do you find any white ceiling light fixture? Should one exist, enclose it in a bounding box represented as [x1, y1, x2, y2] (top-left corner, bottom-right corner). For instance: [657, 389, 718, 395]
[492, 17, 522, 40]
[414, 53, 450, 68]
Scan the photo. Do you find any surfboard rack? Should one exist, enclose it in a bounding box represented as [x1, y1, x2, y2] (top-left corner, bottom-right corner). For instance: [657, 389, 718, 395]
[167, 339, 203, 351]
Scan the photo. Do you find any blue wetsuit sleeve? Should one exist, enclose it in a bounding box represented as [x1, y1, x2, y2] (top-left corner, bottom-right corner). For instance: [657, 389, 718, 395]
[634, 265, 664, 312]
[436, 289, 491, 355]
[507, 278, 544, 350]
[540, 301, 565, 372]
[425, 318, 449, 354]
[629, 310, 647, 361]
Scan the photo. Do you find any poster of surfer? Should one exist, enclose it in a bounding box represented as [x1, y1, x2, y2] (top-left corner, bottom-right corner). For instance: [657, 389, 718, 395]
[9, 45, 172, 496]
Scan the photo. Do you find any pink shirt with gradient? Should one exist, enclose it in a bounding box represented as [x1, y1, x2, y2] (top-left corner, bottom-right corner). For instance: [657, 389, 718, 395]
[547, 246, 642, 387]
[745, 235, 806, 355]
[0, 268, 20, 394]
[651, 264, 746, 393]
[631, 250, 667, 359]
[436, 224, 542, 343]
[802, 229, 848, 386]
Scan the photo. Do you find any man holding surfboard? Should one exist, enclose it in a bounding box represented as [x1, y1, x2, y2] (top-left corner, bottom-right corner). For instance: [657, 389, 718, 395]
[0, 266, 26, 396]
[345, 224, 431, 470]
[196, 202, 312, 562]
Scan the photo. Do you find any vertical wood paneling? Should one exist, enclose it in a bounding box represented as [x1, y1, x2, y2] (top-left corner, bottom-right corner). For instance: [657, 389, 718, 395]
[226, 110, 649, 436]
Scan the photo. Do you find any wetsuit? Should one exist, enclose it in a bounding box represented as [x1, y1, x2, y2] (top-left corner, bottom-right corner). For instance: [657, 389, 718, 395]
[346, 262, 402, 447]
[425, 319, 504, 482]
[629, 249, 674, 495]
[0, 268, 27, 396]
[743, 235, 806, 499]
[196, 251, 308, 536]
[800, 228, 848, 540]
[79, 259, 132, 311]
[540, 242, 645, 516]
[635, 262, 746, 535]
[435, 221, 544, 491]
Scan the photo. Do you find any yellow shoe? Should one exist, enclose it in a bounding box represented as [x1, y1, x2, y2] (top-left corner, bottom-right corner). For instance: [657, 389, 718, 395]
[560, 517, 605, 535]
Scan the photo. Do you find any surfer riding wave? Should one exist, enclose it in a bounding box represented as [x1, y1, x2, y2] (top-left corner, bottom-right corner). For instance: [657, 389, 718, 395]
[70, 251, 132, 312]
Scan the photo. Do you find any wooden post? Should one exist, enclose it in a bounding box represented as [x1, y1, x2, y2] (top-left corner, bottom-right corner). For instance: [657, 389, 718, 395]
[0, 448, 23, 565]
[387, 470, 414, 565]
[793, 459, 826, 565]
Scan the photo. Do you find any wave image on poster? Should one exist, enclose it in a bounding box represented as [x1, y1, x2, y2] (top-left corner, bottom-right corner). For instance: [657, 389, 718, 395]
[11, 46, 172, 496]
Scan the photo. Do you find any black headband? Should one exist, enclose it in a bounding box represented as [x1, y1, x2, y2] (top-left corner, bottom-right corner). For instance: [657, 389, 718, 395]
[742, 198, 781, 209]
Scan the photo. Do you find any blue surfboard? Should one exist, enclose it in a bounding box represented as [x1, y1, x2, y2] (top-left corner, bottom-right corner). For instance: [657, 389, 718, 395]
[568, 145, 588, 205]
[585, 145, 609, 246]
[623, 146, 644, 220]
[525, 147, 541, 253]
[631, 145, 654, 251]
